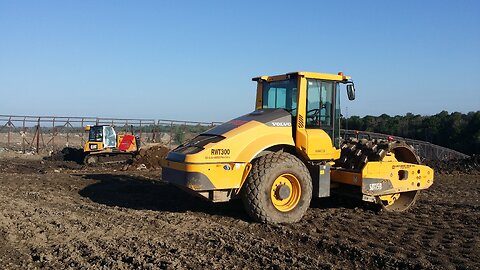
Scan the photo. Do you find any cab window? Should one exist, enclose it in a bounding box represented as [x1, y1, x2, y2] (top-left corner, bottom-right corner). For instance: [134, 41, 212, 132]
[306, 79, 334, 127]
[262, 78, 298, 116]
[104, 126, 117, 147]
[88, 126, 103, 142]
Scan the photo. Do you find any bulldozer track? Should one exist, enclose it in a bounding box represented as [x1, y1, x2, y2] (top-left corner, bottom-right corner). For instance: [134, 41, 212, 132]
[84, 153, 134, 166]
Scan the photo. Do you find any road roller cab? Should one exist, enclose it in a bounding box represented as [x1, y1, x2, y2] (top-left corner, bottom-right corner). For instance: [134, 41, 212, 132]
[161, 71, 434, 223]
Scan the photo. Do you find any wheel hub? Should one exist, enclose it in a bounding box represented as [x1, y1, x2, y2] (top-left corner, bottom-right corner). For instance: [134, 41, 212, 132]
[270, 173, 302, 212]
[275, 184, 291, 200]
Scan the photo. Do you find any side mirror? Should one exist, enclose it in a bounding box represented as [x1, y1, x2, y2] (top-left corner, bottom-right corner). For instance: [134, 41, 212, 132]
[347, 84, 355, 100]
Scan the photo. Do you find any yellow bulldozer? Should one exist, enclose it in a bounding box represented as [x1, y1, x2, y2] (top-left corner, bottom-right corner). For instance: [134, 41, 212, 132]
[161, 72, 434, 223]
[83, 125, 140, 165]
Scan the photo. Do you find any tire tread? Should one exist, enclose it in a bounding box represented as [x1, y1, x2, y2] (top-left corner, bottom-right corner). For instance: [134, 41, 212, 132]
[242, 152, 312, 223]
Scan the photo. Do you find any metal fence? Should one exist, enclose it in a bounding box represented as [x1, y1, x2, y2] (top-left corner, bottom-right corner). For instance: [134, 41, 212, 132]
[341, 129, 470, 161]
[0, 115, 222, 153]
[0, 114, 469, 161]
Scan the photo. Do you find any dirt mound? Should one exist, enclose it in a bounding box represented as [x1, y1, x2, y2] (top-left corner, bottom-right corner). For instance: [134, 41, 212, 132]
[425, 155, 480, 174]
[130, 144, 170, 169]
[44, 147, 85, 164]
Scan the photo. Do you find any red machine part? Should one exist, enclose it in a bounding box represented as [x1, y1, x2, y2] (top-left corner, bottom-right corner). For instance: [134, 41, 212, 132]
[118, 135, 135, 151]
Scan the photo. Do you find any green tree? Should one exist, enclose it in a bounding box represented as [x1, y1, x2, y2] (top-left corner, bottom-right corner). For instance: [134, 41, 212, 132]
[342, 110, 480, 155]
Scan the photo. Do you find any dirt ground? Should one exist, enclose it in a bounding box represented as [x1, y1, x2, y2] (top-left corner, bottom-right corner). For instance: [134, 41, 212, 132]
[0, 157, 478, 270]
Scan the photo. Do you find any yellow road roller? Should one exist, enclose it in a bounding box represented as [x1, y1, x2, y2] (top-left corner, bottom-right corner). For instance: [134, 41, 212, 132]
[161, 72, 434, 223]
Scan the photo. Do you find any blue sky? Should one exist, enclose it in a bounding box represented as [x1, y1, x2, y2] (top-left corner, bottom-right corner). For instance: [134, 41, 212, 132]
[1, 1, 479, 121]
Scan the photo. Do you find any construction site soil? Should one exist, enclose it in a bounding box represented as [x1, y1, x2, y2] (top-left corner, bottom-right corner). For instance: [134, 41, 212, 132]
[0, 153, 478, 269]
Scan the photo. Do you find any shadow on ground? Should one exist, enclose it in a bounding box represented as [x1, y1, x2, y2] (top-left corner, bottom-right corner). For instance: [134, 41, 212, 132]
[311, 189, 381, 212]
[78, 173, 250, 221]
[78, 173, 378, 223]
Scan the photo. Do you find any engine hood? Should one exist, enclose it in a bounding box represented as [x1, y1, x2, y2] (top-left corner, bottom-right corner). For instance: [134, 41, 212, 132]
[166, 108, 295, 163]
[206, 108, 293, 136]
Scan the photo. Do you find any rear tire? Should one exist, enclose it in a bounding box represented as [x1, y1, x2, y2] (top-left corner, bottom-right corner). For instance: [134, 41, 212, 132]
[242, 152, 312, 224]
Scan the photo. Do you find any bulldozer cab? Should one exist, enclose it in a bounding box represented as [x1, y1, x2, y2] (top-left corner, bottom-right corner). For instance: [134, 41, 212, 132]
[87, 125, 117, 148]
[253, 72, 354, 161]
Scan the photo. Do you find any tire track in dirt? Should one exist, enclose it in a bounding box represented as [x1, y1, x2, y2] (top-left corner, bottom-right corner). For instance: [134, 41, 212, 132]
[0, 159, 478, 269]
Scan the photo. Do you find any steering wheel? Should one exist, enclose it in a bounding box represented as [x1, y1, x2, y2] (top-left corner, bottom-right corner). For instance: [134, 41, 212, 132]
[306, 108, 319, 120]
[307, 109, 320, 118]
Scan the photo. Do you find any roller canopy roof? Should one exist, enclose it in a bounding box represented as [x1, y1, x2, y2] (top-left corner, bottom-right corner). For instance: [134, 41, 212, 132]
[252, 71, 351, 82]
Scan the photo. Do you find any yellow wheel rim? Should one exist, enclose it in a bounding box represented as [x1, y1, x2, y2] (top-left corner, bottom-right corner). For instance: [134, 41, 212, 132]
[270, 173, 301, 212]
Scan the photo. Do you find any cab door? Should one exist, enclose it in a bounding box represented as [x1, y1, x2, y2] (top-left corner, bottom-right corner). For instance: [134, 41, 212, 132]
[103, 126, 117, 148]
[296, 78, 340, 160]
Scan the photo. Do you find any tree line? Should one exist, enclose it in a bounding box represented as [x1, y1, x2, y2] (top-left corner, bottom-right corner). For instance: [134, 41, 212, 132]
[341, 111, 480, 155]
